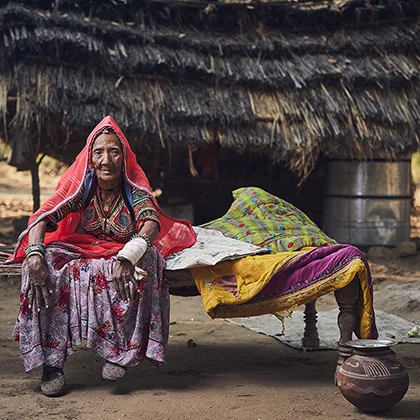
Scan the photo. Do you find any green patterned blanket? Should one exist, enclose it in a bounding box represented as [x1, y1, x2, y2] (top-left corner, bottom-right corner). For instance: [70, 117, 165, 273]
[200, 187, 336, 253]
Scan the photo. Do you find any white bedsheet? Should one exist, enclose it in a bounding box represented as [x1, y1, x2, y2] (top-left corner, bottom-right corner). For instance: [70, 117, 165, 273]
[165, 227, 268, 271]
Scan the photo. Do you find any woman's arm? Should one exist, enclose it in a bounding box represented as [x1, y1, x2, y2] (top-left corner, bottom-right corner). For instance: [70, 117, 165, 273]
[25, 220, 51, 311]
[112, 215, 160, 303]
[138, 219, 159, 242]
[28, 219, 47, 244]
[45, 189, 84, 231]
[132, 190, 160, 239]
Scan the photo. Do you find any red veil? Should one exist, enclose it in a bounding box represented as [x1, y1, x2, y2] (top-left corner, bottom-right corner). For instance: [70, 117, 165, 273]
[8, 116, 196, 262]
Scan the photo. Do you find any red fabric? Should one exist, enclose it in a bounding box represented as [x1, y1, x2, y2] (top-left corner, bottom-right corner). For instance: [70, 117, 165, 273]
[8, 116, 196, 262]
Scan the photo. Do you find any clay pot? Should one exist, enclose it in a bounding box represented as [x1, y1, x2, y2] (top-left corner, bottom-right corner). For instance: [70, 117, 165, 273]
[337, 339, 409, 412]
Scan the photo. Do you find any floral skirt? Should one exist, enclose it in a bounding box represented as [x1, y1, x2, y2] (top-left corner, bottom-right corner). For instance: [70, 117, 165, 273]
[14, 245, 169, 372]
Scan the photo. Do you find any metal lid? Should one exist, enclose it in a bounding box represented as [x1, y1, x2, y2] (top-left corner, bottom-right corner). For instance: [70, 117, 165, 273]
[346, 339, 397, 349]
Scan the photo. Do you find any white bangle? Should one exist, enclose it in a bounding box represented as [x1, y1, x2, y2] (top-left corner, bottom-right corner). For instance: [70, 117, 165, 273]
[132, 233, 152, 249]
[24, 243, 45, 257]
[26, 250, 45, 260]
[117, 237, 148, 266]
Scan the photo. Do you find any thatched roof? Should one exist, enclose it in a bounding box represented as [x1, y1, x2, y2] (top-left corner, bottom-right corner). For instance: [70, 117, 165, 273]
[1, 0, 420, 178]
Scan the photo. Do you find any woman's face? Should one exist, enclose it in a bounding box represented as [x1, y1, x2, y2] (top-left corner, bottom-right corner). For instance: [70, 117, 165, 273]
[91, 133, 123, 185]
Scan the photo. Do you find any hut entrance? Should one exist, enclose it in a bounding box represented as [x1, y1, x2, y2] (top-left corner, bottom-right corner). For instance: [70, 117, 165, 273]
[153, 148, 326, 228]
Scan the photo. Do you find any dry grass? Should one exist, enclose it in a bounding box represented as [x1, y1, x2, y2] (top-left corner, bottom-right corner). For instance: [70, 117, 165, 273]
[1, 2, 420, 180]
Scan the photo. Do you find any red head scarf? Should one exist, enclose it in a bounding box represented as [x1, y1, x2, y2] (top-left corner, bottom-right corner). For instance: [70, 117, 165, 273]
[8, 116, 196, 262]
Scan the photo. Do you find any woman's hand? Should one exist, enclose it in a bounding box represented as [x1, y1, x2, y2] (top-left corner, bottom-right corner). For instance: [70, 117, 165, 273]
[112, 259, 139, 302]
[25, 255, 52, 311]
[112, 221, 159, 302]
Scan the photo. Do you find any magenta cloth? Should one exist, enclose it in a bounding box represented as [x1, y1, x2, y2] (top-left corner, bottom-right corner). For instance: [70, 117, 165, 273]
[248, 244, 378, 339]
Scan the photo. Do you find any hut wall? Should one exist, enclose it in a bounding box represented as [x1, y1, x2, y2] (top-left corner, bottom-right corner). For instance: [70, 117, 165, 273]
[155, 147, 326, 227]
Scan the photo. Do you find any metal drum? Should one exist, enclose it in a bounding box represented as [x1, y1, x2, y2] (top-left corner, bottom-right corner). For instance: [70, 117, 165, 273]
[323, 160, 411, 246]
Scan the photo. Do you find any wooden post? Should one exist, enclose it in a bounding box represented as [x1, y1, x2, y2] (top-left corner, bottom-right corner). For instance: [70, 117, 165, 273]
[29, 159, 41, 212]
[6, 121, 41, 211]
[334, 276, 360, 382]
[302, 300, 320, 348]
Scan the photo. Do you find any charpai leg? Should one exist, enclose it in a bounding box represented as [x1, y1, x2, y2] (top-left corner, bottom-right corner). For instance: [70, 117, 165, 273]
[301, 300, 320, 348]
[334, 276, 360, 382]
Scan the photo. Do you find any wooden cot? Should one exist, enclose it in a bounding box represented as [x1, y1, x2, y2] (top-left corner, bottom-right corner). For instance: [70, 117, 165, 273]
[0, 248, 359, 376]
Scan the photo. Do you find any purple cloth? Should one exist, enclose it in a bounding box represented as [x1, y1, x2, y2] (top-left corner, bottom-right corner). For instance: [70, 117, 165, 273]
[250, 245, 369, 301]
[248, 244, 377, 338]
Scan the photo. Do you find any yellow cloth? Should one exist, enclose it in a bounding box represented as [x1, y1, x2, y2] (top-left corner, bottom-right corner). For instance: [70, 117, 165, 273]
[191, 252, 302, 314]
[191, 248, 375, 339]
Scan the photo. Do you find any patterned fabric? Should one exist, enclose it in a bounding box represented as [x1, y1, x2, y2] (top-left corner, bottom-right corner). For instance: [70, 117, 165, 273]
[10, 115, 193, 373]
[46, 190, 83, 229]
[132, 190, 160, 225]
[8, 115, 196, 263]
[14, 245, 169, 372]
[46, 187, 160, 243]
[191, 244, 377, 340]
[201, 187, 336, 253]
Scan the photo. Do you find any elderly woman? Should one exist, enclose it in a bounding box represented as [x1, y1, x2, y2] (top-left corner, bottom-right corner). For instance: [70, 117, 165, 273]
[9, 116, 196, 397]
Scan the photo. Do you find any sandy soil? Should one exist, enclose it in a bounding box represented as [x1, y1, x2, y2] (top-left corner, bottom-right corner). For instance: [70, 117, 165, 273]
[0, 162, 420, 419]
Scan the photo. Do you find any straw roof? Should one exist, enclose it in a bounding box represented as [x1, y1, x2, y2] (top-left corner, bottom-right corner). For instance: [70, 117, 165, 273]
[1, 0, 420, 178]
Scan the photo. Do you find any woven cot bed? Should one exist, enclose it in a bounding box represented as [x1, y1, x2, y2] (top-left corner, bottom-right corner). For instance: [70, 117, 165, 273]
[0, 187, 377, 375]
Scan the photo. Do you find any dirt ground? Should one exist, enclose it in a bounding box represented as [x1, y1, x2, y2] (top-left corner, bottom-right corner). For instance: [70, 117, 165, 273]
[0, 162, 420, 420]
